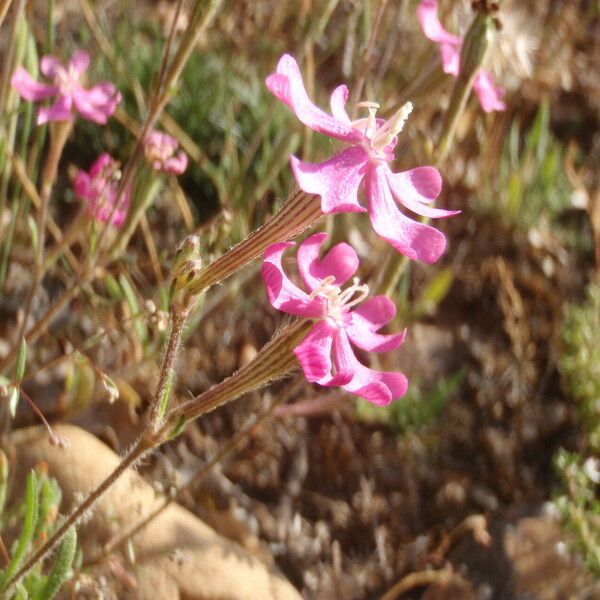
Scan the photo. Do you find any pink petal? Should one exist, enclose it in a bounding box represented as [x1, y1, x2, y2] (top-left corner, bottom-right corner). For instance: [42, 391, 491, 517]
[417, 0, 461, 75]
[163, 152, 188, 175]
[439, 42, 461, 76]
[73, 170, 91, 199]
[349, 295, 397, 331]
[333, 331, 408, 406]
[73, 83, 120, 123]
[11, 66, 57, 101]
[346, 296, 406, 352]
[262, 242, 324, 317]
[473, 69, 506, 113]
[290, 147, 368, 214]
[297, 232, 359, 291]
[330, 84, 351, 124]
[94, 188, 129, 227]
[69, 50, 90, 77]
[37, 95, 73, 124]
[294, 321, 353, 386]
[89, 152, 114, 178]
[40, 55, 63, 78]
[417, 0, 461, 46]
[366, 163, 447, 263]
[266, 54, 363, 144]
[386, 167, 459, 218]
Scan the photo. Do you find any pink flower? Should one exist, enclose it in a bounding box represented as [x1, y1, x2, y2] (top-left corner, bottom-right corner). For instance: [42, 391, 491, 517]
[266, 54, 458, 264]
[143, 131, 188, 175]
[11, 50, 121, 125]
[262, 232, 408, 405]
[417, 0, 505, 113]
[73, 153, 130, 227]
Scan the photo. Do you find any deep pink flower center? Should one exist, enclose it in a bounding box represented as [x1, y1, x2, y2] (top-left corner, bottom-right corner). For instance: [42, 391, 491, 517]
[309, 275, 369, 329]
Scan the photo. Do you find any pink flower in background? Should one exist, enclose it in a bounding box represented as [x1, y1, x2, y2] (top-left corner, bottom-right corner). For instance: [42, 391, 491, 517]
[73, 153, 129, 227]
[417, 0, 505, 113]
[266, 54, 458, 264]
[262, 232, 408, 405]
[11, 50, 121, 125]
[143, 131, 188, 175]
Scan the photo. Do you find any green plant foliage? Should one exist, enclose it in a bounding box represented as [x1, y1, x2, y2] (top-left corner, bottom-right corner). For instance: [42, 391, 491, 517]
[553, 450, 600, 577]
[0, 468, 77, 598]
[0, 472, 39, 593]
[355, 370, 464, 437]
[477, 102, 575, 233]
[561, 284, 600, 452]
[71, 15, 299, 236]
[32, 527, 77, 600]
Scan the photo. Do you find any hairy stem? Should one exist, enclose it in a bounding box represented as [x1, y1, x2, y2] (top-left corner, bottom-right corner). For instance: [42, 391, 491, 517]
[146, 304, 190, 433]
[86, 380, 303, 566]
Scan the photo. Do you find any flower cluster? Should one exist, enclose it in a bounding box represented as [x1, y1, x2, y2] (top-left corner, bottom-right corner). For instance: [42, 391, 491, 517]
[143, 130, 188, 175]
[73, 154, 130, 227]
[12, 50, 121, 125]
[263, 53, 466, 405]
[417, 0, 505, 113]
[12, 51, 189, 232]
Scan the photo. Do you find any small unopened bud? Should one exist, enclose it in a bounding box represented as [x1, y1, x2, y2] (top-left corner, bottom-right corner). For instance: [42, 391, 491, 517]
[0, 384, 8, 398]
[48, 430, 71, 449]
[459, 9, 496, 83]
[172, 235, 201, 272]
[145, 299, 157, 315]
[155, 310, 169, 332]
[169, 257, 204, 303]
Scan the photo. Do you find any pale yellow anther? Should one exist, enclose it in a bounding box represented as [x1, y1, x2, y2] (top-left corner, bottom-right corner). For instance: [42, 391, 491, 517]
[372, 101, 413, 152]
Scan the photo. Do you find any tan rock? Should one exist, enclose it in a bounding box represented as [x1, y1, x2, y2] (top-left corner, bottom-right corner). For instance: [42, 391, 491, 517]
[11, 424, 301, 600]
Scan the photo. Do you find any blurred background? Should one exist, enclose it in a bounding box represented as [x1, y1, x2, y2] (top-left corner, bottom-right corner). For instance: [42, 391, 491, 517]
[2, 0, 600, 598]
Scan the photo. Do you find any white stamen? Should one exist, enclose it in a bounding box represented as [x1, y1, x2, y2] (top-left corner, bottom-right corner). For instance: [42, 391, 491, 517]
[372, 101, 413, 152]
[310, 276, 370, 327]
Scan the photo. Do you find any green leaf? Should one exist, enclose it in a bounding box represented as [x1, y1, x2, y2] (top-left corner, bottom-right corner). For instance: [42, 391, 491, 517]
[412, 267, 454, 319]
[167, 414, 186, 440]
[8, 387, 19, 418]
[103, 273, 122, 302]
[157, 369, 175, 422]
[33, 526, 77, 600]
[15, 338, 27, 381]
[0, 471, 39, 592]
[118, 274, 148, 344]
[27, 217, 39, 256]
[0, 450, 8, 519]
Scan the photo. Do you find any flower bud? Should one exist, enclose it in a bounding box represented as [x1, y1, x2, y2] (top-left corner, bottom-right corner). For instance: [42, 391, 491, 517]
[459, 6, 496, 85]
